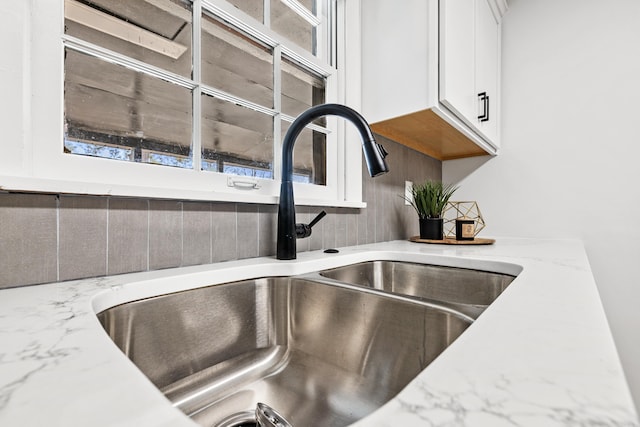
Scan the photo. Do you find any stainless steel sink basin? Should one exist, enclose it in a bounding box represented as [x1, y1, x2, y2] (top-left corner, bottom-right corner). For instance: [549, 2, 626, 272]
[318, 261, 516, 316]
[98, 277, 471, 427]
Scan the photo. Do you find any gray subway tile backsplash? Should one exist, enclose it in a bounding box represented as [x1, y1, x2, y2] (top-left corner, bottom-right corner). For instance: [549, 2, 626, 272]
[183, 202, 212, 267]
[334, 210, 347, 249]
[258, 204, 277, 257]
[236, 204, 259, 260]
[308, 207, 324, 251]
[212, 203, 237, 262]
[321, 207, 337, 250]
[107, 198, 149, 276]
[59, 195, 108, 282]
[149, 200, 183, 271]
[0, 137, 441, 288]
[0, 194, 58, 288]
[345, 209, 358, 247]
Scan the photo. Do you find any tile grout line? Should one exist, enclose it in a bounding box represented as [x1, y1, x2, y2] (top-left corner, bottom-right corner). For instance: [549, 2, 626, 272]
[56, 195, 60, 282]
[105, 197, 109, 276]
[257, 204, 262, 257]
[180, 201, 184, 267]
[234, 203, 238, 261]
[146, 199, 150, 272]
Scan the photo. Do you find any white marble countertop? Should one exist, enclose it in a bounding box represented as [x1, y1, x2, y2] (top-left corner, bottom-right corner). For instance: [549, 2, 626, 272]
[0, 238, 638, 426]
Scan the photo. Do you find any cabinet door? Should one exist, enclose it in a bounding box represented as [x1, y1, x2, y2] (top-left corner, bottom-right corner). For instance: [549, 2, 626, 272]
[439, 0, 476, 123]
[475, 0, 500, 145]
[361, 0, 430, 123]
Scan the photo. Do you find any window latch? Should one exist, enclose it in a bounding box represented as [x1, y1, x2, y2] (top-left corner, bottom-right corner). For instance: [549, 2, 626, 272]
[227, 176, 261, 190]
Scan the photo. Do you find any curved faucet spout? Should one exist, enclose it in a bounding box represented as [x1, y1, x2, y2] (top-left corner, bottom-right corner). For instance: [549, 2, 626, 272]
[277, 104, 389, 260]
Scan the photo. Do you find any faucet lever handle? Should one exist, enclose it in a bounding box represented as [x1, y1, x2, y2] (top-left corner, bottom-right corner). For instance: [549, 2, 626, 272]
[296, 210, 327, 238]
[308, 210, 327, 228]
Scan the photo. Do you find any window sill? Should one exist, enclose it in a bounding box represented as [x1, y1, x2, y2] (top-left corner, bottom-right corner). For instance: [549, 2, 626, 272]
[0, 175, 367, 208]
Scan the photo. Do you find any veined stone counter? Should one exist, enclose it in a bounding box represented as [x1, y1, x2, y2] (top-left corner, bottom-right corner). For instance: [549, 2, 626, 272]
[0, 238, 637, 426]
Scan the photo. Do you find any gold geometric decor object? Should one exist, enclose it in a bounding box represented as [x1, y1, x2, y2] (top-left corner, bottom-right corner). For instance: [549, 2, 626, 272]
[443, 201, 486, 238]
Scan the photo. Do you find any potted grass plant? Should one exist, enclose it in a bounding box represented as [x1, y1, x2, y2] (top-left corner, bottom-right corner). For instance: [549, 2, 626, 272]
[406, 180, 458, 240]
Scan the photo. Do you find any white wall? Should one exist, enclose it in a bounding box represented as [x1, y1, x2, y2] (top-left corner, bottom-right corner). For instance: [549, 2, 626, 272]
[0, 1, 28, 175]
[444, 0, 640, 410]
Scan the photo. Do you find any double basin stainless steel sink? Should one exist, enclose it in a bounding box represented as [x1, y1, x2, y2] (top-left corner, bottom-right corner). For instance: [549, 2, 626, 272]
[97, 260, 516, 427]
[316, 261, 515, 319]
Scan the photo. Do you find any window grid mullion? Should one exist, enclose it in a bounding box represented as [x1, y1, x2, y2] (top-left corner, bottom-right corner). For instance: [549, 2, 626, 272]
[280, 114, 331, 135]
[328, 0, 337, 68]
[192, 0, 203, 171]
[281, 0, 321, 26]
[202, 0, 278, 47]
[273, 44, 282, 181]
[62, 35, 196, 90]
[314, 0, 322, 59]
[264, 0, 270, 27]
[200, 85, 278, 118]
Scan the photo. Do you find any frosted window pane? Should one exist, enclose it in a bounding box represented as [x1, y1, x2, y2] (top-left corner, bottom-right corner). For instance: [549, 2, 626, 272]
[64, 0, 193, 78]
[202, 13, 274, 108]
[201, 94, 274, 178]
[64, 49, 193, 168]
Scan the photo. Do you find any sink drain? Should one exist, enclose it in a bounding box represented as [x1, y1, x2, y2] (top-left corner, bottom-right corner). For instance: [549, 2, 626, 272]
[215, 411, 256, 427]
[215, 403, 292, 427]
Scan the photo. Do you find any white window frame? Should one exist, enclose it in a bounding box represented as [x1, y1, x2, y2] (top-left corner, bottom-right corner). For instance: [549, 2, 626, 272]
[0, 0, 364, 208]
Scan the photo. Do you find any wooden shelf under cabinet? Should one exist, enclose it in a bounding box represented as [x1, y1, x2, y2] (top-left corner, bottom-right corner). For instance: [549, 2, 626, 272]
[370, 109, 489, 161]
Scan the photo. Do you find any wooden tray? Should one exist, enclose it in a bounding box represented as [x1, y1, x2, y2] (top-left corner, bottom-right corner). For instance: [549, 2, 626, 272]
[409, 236, 495, 245]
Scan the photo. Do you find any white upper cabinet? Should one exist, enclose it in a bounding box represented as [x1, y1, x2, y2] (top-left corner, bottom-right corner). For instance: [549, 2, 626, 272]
[439, 0, 476, 125]
[361, 0, 506, 160]
[361, 0, 432, 124]
[441, 0, 501, 147]
[474, 0, 501, 144]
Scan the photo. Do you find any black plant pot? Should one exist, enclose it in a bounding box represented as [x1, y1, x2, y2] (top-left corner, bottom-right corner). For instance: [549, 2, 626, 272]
[419, 217, 444, 240]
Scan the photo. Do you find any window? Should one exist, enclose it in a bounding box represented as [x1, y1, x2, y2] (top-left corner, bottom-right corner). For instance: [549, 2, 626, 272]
[4, 0, 365, 206]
